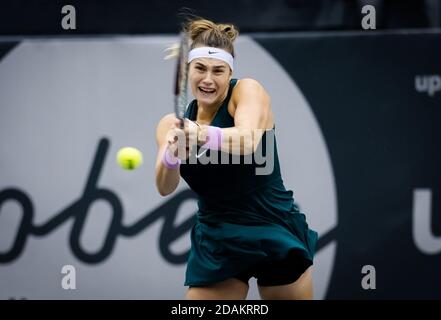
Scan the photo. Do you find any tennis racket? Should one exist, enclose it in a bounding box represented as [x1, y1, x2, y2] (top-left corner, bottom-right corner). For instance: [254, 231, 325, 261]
[174, 30, 189, 129]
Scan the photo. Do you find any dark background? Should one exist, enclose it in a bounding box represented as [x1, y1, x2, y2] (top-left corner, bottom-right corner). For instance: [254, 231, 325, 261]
[255, 32, 441, 298]
[0, 0, 440, 36]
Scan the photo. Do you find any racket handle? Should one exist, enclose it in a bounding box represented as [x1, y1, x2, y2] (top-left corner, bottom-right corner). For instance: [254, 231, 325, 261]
[178, 118, 184, 129]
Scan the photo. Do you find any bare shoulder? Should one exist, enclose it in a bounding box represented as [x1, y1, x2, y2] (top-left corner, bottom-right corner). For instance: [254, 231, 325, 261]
[231, 78, 270, 103]
[235, 78, 268, 93]
[232, 78, 269, 102]
[228, 78, 272, 122]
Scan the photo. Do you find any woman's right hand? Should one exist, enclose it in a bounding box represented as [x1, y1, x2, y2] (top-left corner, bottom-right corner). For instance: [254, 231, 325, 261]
[165, 118, 199, 160]
[165, 118, 187, 160]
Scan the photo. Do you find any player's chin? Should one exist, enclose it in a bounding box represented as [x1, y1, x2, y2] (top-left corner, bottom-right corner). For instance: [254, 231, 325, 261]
[196, 93, 218, 105]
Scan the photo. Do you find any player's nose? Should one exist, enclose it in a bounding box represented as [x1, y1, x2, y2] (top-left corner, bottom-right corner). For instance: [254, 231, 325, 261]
[201, 72, 214, 84]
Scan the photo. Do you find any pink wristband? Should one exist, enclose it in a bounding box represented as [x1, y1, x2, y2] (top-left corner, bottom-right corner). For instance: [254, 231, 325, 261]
[203, 126, 223, 150]
[162, 149, 181, 169]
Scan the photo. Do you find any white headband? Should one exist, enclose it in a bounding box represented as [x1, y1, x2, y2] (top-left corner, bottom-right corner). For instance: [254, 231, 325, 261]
[188, 47, 234, 71]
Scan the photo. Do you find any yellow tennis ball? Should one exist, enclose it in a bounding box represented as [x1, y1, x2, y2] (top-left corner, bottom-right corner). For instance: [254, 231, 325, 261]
[116, 147, 143, 170]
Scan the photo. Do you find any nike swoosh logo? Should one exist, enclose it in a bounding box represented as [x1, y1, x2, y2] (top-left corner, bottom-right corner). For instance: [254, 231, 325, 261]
[196, 149, 208, 158]
[208, 51, 218, 54]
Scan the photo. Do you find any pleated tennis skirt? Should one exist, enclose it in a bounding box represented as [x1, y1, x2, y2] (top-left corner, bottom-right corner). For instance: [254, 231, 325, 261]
[185, 178, 318, 287]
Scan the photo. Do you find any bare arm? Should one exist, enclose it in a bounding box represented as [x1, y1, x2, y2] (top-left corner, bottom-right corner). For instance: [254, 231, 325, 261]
[198, 78, 273, 154]
[155, 114, 182, 196]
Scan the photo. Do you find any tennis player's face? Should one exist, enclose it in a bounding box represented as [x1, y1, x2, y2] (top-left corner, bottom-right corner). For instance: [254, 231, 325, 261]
[189, 58, 231, 108]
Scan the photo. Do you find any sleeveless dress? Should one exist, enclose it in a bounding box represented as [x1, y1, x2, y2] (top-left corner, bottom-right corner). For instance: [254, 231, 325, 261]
[180, 79, 318, 287]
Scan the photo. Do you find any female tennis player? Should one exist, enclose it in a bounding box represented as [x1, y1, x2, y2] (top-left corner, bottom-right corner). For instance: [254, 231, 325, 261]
[155, 17, 318, 300]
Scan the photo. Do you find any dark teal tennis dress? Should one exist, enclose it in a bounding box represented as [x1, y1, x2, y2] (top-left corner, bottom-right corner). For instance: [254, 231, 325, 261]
[180, 79, 318, 287]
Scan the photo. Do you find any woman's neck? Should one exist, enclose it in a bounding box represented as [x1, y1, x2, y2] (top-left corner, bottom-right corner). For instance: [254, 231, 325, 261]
[196, 103, 220, 124]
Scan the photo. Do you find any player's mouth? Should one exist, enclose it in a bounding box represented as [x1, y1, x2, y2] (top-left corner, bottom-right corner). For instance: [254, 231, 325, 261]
[198, 87, 216, 95]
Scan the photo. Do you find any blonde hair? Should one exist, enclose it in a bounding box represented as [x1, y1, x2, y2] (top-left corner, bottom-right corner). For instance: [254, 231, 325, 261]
[185, 18, 239, 56]
[164, 17, 239, 60]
